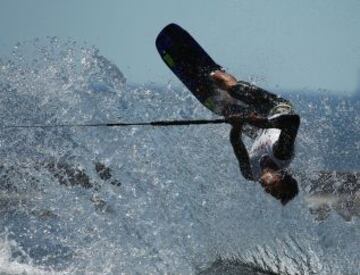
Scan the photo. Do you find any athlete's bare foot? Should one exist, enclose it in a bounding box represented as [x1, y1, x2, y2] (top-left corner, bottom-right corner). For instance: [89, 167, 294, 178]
[210, 70, 238, 90]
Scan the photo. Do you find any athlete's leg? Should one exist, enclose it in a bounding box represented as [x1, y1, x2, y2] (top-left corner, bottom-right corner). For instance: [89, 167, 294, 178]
[229, 81, 290, 115]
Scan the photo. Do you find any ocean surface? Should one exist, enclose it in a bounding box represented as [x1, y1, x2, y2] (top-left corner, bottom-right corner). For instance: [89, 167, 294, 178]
[0, 39, 359, 275]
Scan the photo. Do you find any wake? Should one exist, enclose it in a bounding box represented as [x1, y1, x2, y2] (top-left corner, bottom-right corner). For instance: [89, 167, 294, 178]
[0, 38, 359, 274]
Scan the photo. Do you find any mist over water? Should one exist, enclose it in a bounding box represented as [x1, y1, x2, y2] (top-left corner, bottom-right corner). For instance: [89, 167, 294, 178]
[0, 39, 359, 274]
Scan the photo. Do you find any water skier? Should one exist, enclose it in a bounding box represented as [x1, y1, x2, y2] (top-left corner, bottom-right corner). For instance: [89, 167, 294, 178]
[211, 70, 300, 205]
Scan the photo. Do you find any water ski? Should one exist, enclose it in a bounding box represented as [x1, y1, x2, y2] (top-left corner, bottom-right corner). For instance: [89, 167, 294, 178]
[155, 23, 264, 137]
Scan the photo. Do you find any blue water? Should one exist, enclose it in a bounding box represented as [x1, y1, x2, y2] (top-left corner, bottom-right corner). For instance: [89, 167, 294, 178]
[0, 39, 359, 275]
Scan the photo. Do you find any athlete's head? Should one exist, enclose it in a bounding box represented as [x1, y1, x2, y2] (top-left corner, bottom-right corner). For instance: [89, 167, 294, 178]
[259, 170, 299, 205]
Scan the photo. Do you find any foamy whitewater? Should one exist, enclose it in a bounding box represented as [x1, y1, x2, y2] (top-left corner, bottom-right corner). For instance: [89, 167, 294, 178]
[0, 39, 359, 274]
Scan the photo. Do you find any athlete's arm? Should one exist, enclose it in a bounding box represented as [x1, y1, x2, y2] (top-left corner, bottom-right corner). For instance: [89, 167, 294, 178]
[271, 114, 300, 160]
[229, 126, 254, 181]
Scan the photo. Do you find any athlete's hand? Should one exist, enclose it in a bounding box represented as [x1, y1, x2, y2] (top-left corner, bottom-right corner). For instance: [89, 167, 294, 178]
[246, 112, 269, 127]
[248, 112, 266, 122]
[225, 114, 245, 127]
[247, 112, 260, 122]
[210, 70, 238, 91]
